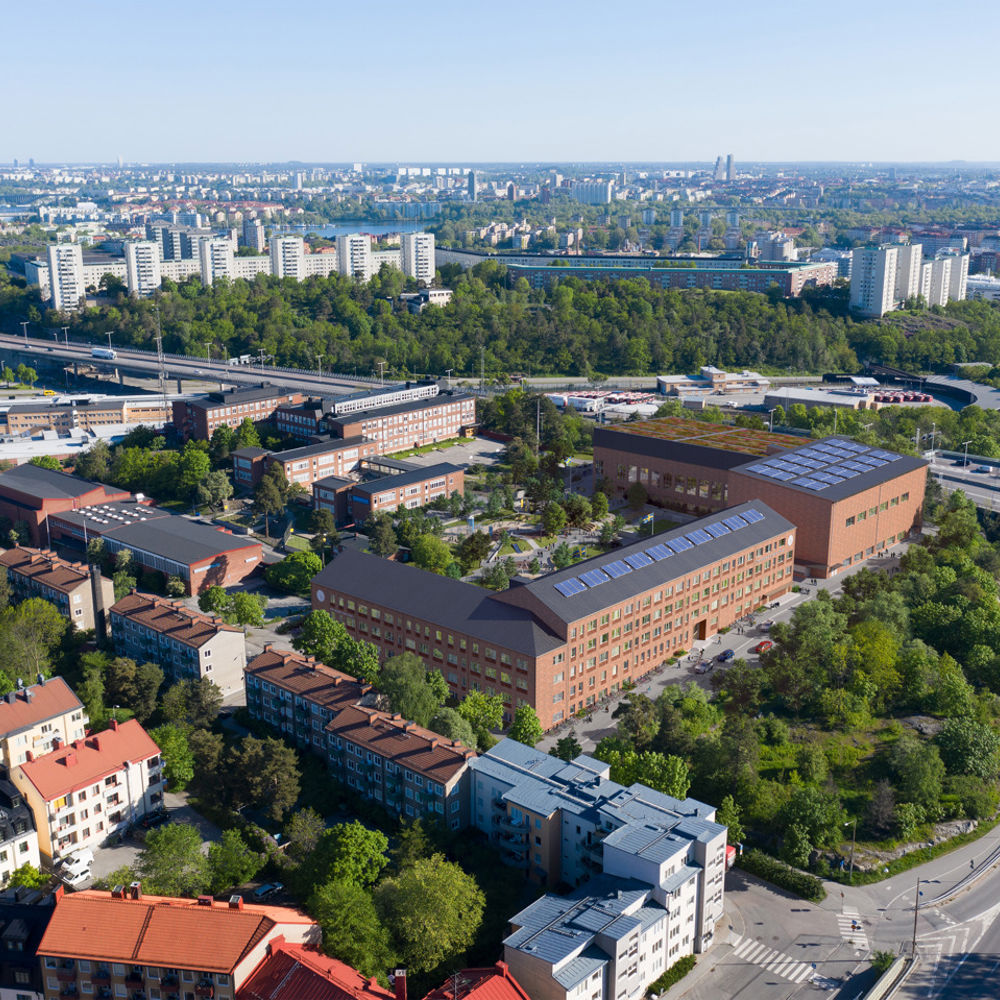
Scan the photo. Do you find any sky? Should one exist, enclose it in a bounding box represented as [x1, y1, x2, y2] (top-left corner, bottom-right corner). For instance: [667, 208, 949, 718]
[6, 0, 1000, 165]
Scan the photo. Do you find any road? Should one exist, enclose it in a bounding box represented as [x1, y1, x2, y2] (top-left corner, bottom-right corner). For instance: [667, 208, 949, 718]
[0, 332, 386, 397]
[928, 454, 1000, 510]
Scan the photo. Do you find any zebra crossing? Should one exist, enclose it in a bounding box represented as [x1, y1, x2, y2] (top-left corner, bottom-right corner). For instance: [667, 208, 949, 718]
[838, 905, 869, 950]
[729, 933, 817, 984]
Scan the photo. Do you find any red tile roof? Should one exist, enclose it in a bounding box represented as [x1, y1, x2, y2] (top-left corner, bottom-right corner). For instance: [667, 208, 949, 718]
[38, 892, 317, 974]
[15, 719, 159, 801]
[422, 964, 532, 1000]
[246, 648, 368, 712]
[0, 676, 83, 738]
[0, 546, 92, 594]
[111, 591, 242, 647]
[238, 943, 395, 1000]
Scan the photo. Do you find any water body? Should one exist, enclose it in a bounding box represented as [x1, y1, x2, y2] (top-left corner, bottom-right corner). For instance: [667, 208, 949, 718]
[275, 220, 428, 239]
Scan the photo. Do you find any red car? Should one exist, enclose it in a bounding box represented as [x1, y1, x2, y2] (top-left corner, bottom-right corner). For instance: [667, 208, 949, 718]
[754, 640, 773, 655]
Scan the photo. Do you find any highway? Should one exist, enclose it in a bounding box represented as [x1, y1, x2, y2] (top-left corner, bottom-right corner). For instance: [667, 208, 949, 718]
[0, 333, 390, 398]
[928, 454, 1000, 510]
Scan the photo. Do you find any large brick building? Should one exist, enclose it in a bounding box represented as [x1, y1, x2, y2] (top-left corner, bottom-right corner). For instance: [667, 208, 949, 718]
[594, 419, 926, 578]
[172, 384, 304, 440]
[232, 436, 378, 490]
[1, 396, 170, 436]
[312, 501, 796, 729]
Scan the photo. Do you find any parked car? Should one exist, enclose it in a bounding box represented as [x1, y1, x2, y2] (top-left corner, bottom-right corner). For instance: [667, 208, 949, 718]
[759, 619, 775, 632]
[61, 867, 92, 888]
[57, 848, 95, 872]
[140, 809, 170, 831]
[694, 660, 714, 675]
[754, 640, 774, 655]
[252, 882, 284, 901]
[716, 649, 736, 663]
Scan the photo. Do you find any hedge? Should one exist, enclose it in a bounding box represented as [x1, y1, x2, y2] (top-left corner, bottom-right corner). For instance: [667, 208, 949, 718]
[736, 849, 826, 902]
[646, 954, 696, 997]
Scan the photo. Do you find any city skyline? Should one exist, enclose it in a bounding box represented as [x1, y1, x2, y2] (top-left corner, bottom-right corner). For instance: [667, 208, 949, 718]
[7, 0, 1000, 164]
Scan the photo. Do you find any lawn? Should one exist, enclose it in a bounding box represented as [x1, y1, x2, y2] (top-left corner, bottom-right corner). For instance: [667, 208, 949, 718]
[284, 533, 312, 553]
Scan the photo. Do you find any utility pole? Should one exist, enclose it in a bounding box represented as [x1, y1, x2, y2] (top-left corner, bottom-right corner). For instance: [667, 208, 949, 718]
[480, 346, 485, 391]
[154, 306, 168, 427]
[61, 326, 69, 345]
[962, 440, 972, 468]
[20, 321, 28, 343]
[258, 348, 272, 374]
[376, 361, 386, 386]
[106, 332, 113, 351]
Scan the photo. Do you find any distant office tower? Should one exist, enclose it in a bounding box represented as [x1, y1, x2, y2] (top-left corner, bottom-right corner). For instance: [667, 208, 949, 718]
[270, 236, 306, 280]
[507, 182, 516, 201]
[713, 156, 725, 181]
[670, 209, 684, 228]
[893, 243, 923, 304]
[400, 232, 436, 284]
[850, 246, 898, 317]
[468, 170, 478, 202]
[338, 233, 373, 281]
[295, 171, 304, 190]
[124, 241, 162, 297]
[241, 216, 266, 252]
[726, 153, 735, 182]
[571, 181, 613, 205]
[198, 238, 235, 286]
[47, 243, 85, 312]
[726, 210, 740, 228]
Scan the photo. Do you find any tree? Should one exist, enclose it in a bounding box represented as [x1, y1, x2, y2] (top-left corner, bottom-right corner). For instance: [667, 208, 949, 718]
[300, 822, 389, 889]
[284, 807, 326, 865]
[76, 651, 106, 722]
[231, 592, 267, 627]
[187, 728, 225, 797]
[374, 854, 485, 973]
[552, 543, 573, 569]
[311, 880, 396, 977]
[29, 455, 61, 471]
[508, 704, 543, 746]
[254, 477, 284, 537]
[391, 819, 432, 873]
[294, 610, 344, 663]
[8, 863, 47, 889]
[235, 417, 261, 449]
[612, 695, 660, 750]
[165, 575, 186, 597]
[367, 514, 398, 558]
[176, 441, 212, 500]
[161, 677, 222, 729]
[866, 780, 896, 836]
[428, 707, 477, 748]
[207, 829, 263, 894]
[228, 736, 301, 820]
[139, 823, 210, 897]
[410, 534, 454, 575]
[150, 725, 194, 792]
[563, 494, 592, 528]
[716, 794, 745, 844]
[590, 490, 609, 520]
[626, 481, 648, 512]
[542, 502, 567, 537]
[552, 734, 582, 761]
[209, 425, 235, 464]
[199, 585, 231, 617]
[200, 470, 233, 509]
[379, 653, 445, 728]
[265, 550, 322, 594]
[796, 743, 829, 785]
[936, 718, 1000, 779]
[310, 507, 337, 538]
[891, 735, 946, 813]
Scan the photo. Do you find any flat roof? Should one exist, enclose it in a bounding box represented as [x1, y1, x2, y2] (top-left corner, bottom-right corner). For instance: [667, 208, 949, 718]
[352, 462, 462, 496]
[327, 391, 473, 426]
[49, 500, 169, 533]
[272, 436, 369, 463]
[0, 464, 119, 502]
[102, 515, 260, 564]
[595, 417, 804, 457]
[731, 436, 927, 503]
[185, 384, 296, 412]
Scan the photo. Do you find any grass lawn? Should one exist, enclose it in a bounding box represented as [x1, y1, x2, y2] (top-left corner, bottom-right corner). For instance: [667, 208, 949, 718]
[391, 437, 463, 459]
[284, 533, 312, 553]
[497, 541, 517, 557]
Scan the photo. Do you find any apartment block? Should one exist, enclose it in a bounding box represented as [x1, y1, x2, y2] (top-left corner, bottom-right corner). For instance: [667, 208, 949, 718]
[0, 547, 114, 632]
[123, 241, 162, 297]
[47, 244, 85, 313]
[312, 502, 796, 729]
[110, 591, 246, 695]
[36, 888, 321, 1000]
[850, 245, 898, 317]
[346, 462, 464, 521]
[0, 885, 57, 998]
[274, 398, 332, 439]
[2, 396, 170, 437]
[270, 235, 305, 279]
[11, 719, 162, 861]
[0, 769, 40, 885]
[0, 677, 87, 769]
[244, 647, 474, 827]
[171, 385, 304, 440]
[400, 231, 436, 283]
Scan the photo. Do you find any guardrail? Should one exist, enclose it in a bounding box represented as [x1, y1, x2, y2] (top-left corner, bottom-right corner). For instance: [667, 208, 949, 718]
[864, 956, 915, 1000]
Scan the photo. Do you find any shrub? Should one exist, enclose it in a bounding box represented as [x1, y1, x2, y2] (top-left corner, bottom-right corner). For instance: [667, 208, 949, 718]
[736, 849, 826, 902]
[646, 955, 696, 997]
[871, 950, 897, 976]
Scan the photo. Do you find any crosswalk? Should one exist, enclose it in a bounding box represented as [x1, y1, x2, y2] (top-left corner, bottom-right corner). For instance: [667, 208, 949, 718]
[838, 905, 869, 950]
[729, 933, 817, 984]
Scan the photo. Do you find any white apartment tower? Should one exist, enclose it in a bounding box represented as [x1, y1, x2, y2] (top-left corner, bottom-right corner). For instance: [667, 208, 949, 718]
[892, 242, 923, 305]
[242, 216, 266, 252]
[124, 241, 162, 297]
[850, 245, 898, 318]
[198, 237, 235, 285]
[270, 236, 306, 280]
[338, 233, 373, 282]
[923, 256, 953, 307]
[47, 243, 85, 312]
[400, 232, 436, 284]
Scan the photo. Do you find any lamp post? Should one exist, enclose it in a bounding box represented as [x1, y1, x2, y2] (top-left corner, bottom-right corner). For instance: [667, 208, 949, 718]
[844, 819, 857, 884]
[20, 321, 28, 344]
[768, 408, 777, 432]
[962, 440, 972, 468]
[912, 878, 940, 956]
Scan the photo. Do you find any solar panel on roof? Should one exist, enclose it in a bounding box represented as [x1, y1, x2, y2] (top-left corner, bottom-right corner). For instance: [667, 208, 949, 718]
[796, 448, 827, 460]
[686, 529, 712, 545]
[795, 478, 827, 490]
[839, 440, 867, 452]
[828, 465, 859, 478]
[795, 457, 826, 470]
[743, 508, 765, 523]
[869, 449, 898, 461]
[723, 515, 747, 530]
[813, 472, 845, 484]
[746, 464, 772, 475]
[843, 460, 870, 472]
[624, 551, 653, 569]
[580, 568, 611, 588]
[666, 536, 693, 553]
[866, 457, 888, 467]
[705, 522, 731, 538]
[554, 579, 585, 598]
[646, 543, 672, 561]
[604, 560, 632, 579]
[755, 467, 782, 479]
[772, 470, 796, 481]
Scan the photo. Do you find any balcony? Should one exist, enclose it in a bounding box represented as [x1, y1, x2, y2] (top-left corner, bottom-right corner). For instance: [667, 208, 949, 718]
[195, 982, 215, 998]
[60, 987, 79, 998]
[161, 973, 178, 987]
[494, 814, 526, 833]
[92, 970, 111, 985]
[125, 972, 143, 987]
[57, 964, 77, 982]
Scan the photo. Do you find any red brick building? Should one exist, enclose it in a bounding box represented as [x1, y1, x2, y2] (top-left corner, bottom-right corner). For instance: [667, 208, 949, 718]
[172, 384, 304, 440]
[233, 437, 378, 490]
[312, 501, 795, 729]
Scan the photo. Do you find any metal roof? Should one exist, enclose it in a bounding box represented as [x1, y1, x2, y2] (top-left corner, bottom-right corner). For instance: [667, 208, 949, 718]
[327, 390, 473, 426]
[352, 463, 462, 497]
[102, 515, 260, 564]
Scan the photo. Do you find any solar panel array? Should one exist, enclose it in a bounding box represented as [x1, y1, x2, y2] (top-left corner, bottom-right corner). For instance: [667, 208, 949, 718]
[742, 439, 903, 493]
[551, 507, 768, 598]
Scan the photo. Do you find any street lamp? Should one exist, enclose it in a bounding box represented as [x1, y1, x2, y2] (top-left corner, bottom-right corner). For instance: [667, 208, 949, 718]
[912, 878, 940, 956]
[844, 819, 857, 884]
[962, 440, 972, 468]
[768, 408, 777, 432]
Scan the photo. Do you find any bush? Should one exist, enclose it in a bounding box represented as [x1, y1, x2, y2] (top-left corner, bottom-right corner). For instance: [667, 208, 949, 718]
[736, 849, 826, 902]
[646, 954, 696, 997]
[871, 950, 897, 976]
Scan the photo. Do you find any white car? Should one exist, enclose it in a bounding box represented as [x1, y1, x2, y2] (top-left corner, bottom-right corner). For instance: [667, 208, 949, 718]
[61, 867, 91, 888]
[58, 848, 94, 873]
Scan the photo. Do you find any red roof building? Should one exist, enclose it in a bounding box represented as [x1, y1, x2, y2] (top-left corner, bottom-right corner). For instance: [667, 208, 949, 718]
[423, 963, 532, 1000]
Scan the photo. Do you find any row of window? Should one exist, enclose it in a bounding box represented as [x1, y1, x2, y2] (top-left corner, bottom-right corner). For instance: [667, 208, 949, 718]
[844, 493, 910, 526]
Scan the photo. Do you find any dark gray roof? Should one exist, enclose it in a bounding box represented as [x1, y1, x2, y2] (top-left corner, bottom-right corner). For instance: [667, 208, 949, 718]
[187, 384, 293, 411]
[352, 463, 462, 497]
[231, 447, 269, 459]
[515, 501, 795, 625]
[49, 500, 170, 532]
[313, 476, 354, 490]
[102, 515, 258, 564]
[312, 549, 564, 657]
[0, 464, 116, 501]
[732, 436, 927, 503]
[271, 436, 368, 463]
[326, 391, 473, 426]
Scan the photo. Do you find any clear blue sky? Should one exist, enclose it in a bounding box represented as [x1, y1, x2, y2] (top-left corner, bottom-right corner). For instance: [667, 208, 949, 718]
[7, 0, 1000, 164]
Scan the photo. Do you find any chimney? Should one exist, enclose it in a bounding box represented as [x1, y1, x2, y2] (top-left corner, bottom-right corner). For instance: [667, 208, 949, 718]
[263, 642, 273, 653]
[109, 719, 119, 731]
[129, 882, 141, 900]
[392, 968, 407, 1000]
[112, 885, 125, 899]
[52, 736, 63, 750]
[23, 689, 32, 702]
[228, 895, 244, 910]
[429, 738, 439, 749]
[37, 673, 45, 685]
[4, 693, 13, 705]
[24, 751, 32, 763]
[54, 884, 64, 902]
[197, 895, 213, 907]
[267, 935, 286, 956]
[63, 752, 77, 767]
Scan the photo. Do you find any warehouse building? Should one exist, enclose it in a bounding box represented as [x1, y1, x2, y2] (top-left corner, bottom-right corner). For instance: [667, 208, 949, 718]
[312, 501, 795, 729]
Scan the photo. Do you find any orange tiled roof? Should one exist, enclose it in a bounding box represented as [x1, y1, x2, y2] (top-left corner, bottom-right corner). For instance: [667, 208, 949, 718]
[110, 591, 242, 647]
[238, 943, 395, 1000]
[0, 546, 91, 594]
[245, 648, 368, 712]
[38, 892, 316, 973]
[0, 676, 83, 738]
[422, 963, 532, 1000]
[15, 719, 159, 801]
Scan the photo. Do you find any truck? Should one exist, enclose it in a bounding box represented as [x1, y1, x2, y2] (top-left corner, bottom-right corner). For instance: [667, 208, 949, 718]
[91, 347, 117, 360]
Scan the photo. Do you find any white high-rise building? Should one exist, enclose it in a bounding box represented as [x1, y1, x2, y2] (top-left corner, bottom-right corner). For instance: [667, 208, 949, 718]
[948, 252, 970, 302]
[47, 243, 85, 312]
[400, 232, 435, 284]
[198, 238, 235, 285]
[893, 242, 923, 305]
[923, 256, 953, 307]
[850, 245, 898, 318]
[241, 216, 266, 252]
[270, 236, 306, 280]
[338, 233, 373, 281]
[572, 181, 614, 205]
[124, 241, 162, 297]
